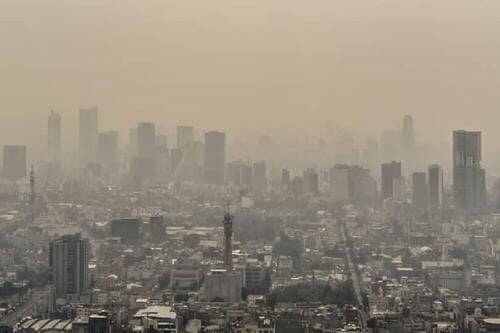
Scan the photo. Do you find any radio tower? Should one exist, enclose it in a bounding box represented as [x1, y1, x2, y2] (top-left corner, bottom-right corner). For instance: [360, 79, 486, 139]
[223, 203, 233, 271]
[29, 165, 35, 206]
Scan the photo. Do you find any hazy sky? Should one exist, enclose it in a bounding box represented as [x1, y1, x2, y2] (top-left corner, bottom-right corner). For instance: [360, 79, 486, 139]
[1, 0, 499, 150]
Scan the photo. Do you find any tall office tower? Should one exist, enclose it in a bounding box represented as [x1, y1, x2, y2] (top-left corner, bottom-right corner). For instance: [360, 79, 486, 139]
[48, 111, 61, 161]
[49, 233, 90, 297]
[281, 168, 290, 190]
[381, 161, 402, 200]
[453, 130, 486, 210]
[79, 107, 98, 164]
[428, 164, 444, 209]
[303, 168, 319, 194]
[412, 172, 428, 209]
[97, 131, 119, 173]
[253, 161, 267, 191]
[137, 122, 156, 158]
[170, 148, 183, 175]
[204, 131, 225, 185]
[402, 114, 415, 151]
[177, 126, 194, 150]
[2, 145, 27, 182]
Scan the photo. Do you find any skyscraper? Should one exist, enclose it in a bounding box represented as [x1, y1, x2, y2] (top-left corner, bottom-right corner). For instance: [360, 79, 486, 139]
[204, 131, 225, 185]
[2, 145, 27, 182]
[252, 161, 267, 191]
[137, 122, 156, 158]
[49, 233, 90, 296]
[381, 161, 402, 200]
[402, 114, 415, 151]
[79, 107, 98, 164]
[177, 126, 194, 150]
[453, 130, 486, 210]
[48, 111, 61, 161]
[428, 164, 444, 209]
[412, 172, 428, 209]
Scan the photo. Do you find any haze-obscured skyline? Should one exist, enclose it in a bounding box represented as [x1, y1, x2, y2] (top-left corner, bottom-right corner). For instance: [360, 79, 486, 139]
[1, 0, 499, 150]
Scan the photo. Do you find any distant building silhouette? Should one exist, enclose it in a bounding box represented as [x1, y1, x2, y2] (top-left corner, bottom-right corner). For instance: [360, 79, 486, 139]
[453, 130, 486, 210]
[412, 172, 428, 209]
[428, 164, 444, 209]
[253, 161, 267, 191]
[204, 131, 225, 185]
[137, 122, 156, 158]
[2, 145, 27, 182]
[381, 161, 402, 200]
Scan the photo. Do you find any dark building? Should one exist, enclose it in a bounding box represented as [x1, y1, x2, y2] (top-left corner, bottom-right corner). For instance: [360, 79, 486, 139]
[204, 131, 225, 185]
[2, 145, 27, 182]
[79, 107, 98, 164]
[381, 161, 402, 200]
[428, 164, 444, 209]
[49, 233, 90, 296]
[253, 161, 267, 191]
[48, 111, 62, 162]
[110, 218, 141, 242]
[453, 130, 486, 210]
[412, 172, 428, 209]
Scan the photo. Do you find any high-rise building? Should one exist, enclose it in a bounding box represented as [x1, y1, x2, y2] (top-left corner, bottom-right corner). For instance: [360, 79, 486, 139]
[48, 111, 61, 161]
[331, 164, 377, 203]
[79, 107, 98, 164]
[412, 172, 428, 209]
[428, 164, 444, 209]
[2, 145, 27, 182]
[402, 114, 415, 151]
[204, 131, 225, 185]
[177, 126, 194, 150]
[453, 130, 486, 210]
[97, 131, 119, 173]
[49, 233, 90, 296]
[137, 122, 156, 158]
[381, 161, 402, 200]
[253, 161, 267, 191]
